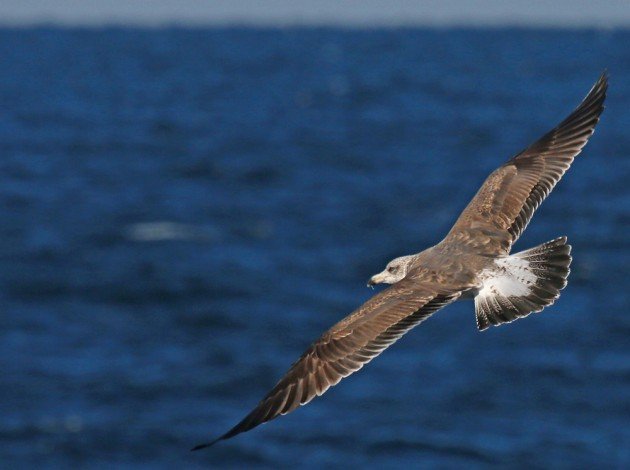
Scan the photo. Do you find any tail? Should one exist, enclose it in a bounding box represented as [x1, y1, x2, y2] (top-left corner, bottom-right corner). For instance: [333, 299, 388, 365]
[475, 237, 572, 331]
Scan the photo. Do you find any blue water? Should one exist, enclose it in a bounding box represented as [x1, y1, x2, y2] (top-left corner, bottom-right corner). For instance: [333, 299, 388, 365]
[0, 28, 628, 468]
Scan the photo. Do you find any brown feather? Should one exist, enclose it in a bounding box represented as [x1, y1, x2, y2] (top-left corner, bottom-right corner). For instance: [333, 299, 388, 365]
[444, 72, 607, 255]
[194, 279, 462, 448]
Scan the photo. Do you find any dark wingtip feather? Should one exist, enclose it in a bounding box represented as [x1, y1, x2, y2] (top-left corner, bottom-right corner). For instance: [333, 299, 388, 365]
[191, 412, 259, 451]
[190, 435, 224, 451]
[592, 69, 608, 91]
[588, 70, 608, 112]
[572, 70, 608, 121]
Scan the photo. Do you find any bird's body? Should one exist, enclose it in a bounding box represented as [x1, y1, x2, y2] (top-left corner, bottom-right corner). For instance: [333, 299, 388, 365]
[193, 72, 608, 451]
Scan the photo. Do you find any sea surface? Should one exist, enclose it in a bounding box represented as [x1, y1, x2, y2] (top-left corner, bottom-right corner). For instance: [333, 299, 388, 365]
[0, 28, 628, 469]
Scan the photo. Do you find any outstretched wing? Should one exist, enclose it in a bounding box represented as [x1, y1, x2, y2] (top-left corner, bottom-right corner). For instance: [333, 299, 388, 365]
[444, 72, 607, 255]
[192, 280, 462, 450]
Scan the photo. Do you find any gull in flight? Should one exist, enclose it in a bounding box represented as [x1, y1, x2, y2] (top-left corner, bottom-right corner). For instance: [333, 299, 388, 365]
[193, 72, 607, 450]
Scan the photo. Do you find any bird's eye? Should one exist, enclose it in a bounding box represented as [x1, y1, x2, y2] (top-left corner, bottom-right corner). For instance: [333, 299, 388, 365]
[387, 266, 396, 273]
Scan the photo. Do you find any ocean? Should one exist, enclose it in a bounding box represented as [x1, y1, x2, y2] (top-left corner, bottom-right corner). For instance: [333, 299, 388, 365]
[0, 28, 628, 468]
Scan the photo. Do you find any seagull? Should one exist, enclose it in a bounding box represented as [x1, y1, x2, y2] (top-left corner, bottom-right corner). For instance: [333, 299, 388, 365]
[193, 72, 607, 451]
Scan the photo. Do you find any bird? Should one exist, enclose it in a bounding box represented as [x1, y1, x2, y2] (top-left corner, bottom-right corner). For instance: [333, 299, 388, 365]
[192, 72, 607, 451]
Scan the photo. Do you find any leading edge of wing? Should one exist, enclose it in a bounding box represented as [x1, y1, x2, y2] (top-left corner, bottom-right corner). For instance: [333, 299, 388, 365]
[444, 71, 608, 253]
[192, 282, 462, 450]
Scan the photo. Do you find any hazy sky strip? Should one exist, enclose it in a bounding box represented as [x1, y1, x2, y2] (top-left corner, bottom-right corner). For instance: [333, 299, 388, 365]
[1, 1, 629, 27]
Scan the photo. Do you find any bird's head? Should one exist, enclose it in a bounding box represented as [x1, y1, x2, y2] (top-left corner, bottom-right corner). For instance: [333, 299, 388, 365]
[367, 255, 414, 287]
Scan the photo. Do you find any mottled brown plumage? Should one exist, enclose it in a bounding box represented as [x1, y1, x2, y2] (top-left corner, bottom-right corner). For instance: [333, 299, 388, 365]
[445, 73, 607, 255]
[193, 72, 607, 450]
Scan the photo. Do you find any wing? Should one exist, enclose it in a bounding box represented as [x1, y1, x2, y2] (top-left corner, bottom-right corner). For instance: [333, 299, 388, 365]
[192, 280, 462, 450]
[443, 72, 607, 255]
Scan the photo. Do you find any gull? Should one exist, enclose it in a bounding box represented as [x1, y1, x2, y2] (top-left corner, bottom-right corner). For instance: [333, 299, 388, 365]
[192, 72, 607, 450]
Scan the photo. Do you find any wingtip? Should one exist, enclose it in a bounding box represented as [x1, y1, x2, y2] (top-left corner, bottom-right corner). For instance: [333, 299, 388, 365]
[592, 70, 609, 115]
[574, 69, 608, 120]
[190, 437, 222, 452]
[594, 69, 609, 94]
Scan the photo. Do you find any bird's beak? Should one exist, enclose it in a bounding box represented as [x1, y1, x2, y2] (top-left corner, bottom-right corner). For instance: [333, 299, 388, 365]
[367, 272, 386, 288]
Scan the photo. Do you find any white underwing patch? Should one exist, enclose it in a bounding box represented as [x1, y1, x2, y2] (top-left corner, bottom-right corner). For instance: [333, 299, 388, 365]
[478, 256, 536, 299]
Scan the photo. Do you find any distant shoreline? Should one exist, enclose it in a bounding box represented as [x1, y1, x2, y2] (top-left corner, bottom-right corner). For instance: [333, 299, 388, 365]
[1, 1, 629, 29]
[0, 23, 628, 31]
